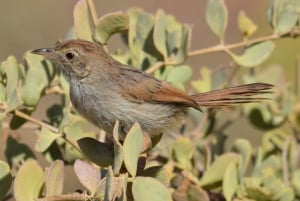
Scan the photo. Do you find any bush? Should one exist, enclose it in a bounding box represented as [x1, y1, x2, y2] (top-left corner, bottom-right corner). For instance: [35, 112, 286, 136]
[0, 0, 300, 201]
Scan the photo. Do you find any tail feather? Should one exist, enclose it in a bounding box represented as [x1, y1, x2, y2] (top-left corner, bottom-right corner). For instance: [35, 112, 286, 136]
[191, 83, 273, 107]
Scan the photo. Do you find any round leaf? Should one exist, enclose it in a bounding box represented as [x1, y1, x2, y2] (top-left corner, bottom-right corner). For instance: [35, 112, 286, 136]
[74, 159, 100, 194]
[166, 65, 192, 90]
[132, 177, 172, 201]
[153, 9, 168, 58]
[45, 160, 64, 196]
[230, 41, 274, 67]
[35, 126, 59, 152]
[14, 160, 44, 201]
[77, 137, 114, 167]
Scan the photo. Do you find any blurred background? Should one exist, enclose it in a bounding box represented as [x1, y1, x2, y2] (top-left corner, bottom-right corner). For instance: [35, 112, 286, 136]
[0, 0, 299, 197]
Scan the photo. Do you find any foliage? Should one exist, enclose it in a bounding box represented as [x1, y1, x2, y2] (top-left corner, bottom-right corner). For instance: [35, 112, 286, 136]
[0, 0, 300, 201]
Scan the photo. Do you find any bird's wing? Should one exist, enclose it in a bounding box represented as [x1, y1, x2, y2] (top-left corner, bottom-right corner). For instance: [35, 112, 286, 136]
[117, 66, 198, 108]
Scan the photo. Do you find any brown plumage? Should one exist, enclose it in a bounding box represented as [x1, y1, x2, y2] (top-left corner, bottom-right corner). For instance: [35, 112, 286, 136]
[32, 39, 273, 137]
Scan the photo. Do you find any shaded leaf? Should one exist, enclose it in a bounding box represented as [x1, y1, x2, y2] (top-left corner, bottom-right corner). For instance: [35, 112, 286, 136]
[95, 11, 129, 44]
[132, 177, 172, 201]
[4, 56, 19, 99]
[5, 136, 36, 167]
[187, 185, 210, 201]
[73, 0, 92, 40]
[74, 159, 100, 195]
[0, 161, 12, 201]
[153, 9, 168, 59]
[14, 160, 44, 201]
[77, 137, 114, 167]
[205, 0, 228, 40]
[123, 123, 143, 177]
[45, 160, 64, 196]
[230, 41, 274, 67]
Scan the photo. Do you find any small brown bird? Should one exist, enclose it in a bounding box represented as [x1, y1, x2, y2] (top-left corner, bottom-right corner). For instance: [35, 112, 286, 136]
[32, 39, 272, 138]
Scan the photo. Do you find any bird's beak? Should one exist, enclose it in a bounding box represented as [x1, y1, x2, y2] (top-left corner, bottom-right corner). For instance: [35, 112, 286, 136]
[31, 48, 53, 55]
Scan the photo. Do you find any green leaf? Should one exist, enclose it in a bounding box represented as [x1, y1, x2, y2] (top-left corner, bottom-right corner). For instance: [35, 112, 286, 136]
[187, 185, 210, 201]
[205, 0, 228, 40]
[166, 65, 192, 90]
[223, 163, 238, 201]
[238, 10, 257, 37]
[275, 7, 298, 35]
[45, 160, 64, 196]
[74, 159, 100, 195]
[165, 16, 190, 63]
[77, 137, 114, 167]
[172, 137, 193, 169]
[132, 177, 172, 201]
[153, 9, 168, 59]
[35, 126, 59, 152]
[128, 8, 156, 69]
[143, 166, 170, 186]
[4, 56, 19, 99]
[73, 0, 93, 41]
[123, 123, 143, 177]
[199, 153, 239, 187]
[232, 139, 252, 177]
[191, 67, 212, 93]
[22, 53, 53, 107]
[14, 160, 44, 201]
[112, 120, 124, 175]
[230, 41, 274, 67]
[292, 170, 300, 197]
[0, 161, 12, 201]
[95, 11, 129, 44]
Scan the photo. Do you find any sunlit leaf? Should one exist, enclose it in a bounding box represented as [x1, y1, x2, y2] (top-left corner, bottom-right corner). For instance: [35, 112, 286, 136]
[123, 123, 143, 177]
[45, 160, 64, 196]
[199, 153, 239, 187]
[172, 137, 193, 169]
[191, 67, 212, 93]
[74, 0, 93, 40]
[112, 120, 124, 175]
[35, 126, 59, 152]
[95, 11, 129, 44]
[238, 10, 257, 37]
[132, 177, 172, 201]
[14, 160, 44, 201]
[223, 163, 238, 201]
[166, 65, 192, 90]
[233, 139, 252, 177]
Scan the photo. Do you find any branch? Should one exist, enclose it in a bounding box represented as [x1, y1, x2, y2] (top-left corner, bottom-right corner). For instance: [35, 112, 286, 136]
[188, 30, 300, 57]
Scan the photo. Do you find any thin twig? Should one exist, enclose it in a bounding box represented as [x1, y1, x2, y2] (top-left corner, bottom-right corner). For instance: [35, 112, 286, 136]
[145, 61, 165, 74]
[188, 33, 290, 57]
[14, 109, 82, 154]
[86, 0, 98, 28]
[282, 137, 291, 186]
[15, 109, 59, 133]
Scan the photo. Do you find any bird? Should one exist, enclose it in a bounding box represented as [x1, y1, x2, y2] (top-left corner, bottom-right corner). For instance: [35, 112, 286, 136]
[32, 39, 273, 138]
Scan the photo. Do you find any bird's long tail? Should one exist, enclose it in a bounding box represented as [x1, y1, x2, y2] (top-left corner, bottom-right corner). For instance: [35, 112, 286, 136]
[191, 83, 273, 107]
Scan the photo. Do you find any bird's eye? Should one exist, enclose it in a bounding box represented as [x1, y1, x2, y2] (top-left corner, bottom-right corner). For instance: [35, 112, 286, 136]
[65, 52, 75, 60]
